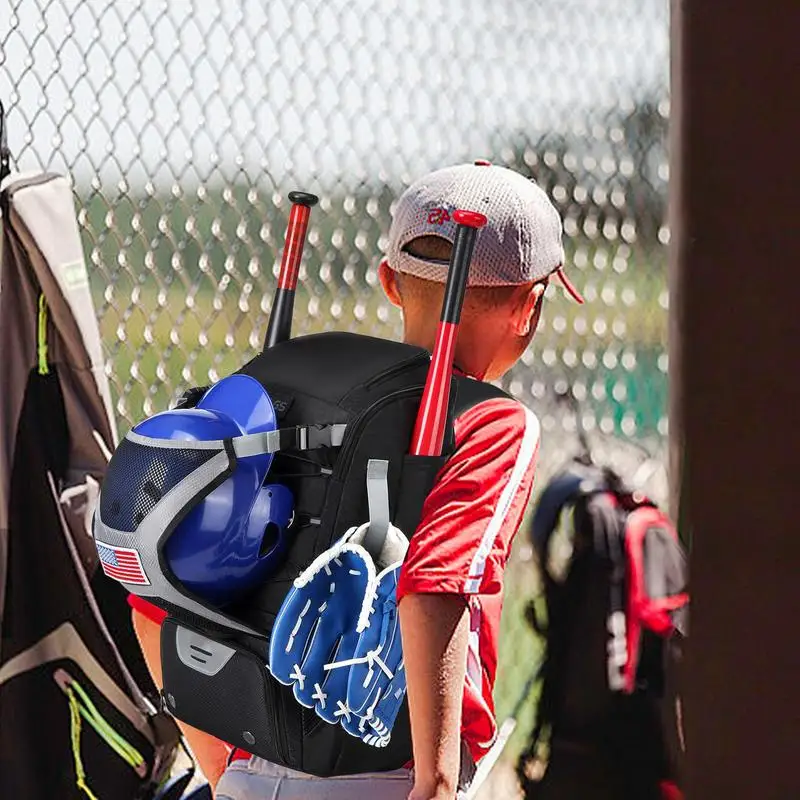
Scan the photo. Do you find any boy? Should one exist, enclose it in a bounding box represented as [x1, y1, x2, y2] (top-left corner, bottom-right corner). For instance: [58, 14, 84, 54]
[131, 161, 582, 799]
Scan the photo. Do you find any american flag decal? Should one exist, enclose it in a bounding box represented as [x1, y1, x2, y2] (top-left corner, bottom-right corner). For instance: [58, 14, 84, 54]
[95, 541, 150, 585]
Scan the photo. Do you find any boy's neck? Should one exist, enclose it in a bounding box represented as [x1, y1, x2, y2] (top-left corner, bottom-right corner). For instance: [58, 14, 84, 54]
[402, 330, 485, 381]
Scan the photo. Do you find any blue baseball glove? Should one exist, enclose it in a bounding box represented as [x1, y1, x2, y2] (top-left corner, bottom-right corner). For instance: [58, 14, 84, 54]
[268, 536, 371, 726]
[268, 521, 408, 745]
[346, 563, 406, 748]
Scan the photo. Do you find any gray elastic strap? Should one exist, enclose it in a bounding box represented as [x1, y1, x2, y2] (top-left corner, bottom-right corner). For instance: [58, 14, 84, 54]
[362, 459, 391, 558]
[231, 429, 283, 458]
[126, 430, 223, 449]
[129, 424, 346, 458]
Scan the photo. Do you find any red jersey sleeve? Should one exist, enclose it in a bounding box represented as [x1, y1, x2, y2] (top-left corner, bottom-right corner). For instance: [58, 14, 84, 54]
[397, 397, 540, 600]
[128, 593, 168, 625]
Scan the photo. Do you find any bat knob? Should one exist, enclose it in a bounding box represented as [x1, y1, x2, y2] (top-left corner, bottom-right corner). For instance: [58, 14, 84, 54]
[453, 209, 488, 229]
[288, 191, 319, 207]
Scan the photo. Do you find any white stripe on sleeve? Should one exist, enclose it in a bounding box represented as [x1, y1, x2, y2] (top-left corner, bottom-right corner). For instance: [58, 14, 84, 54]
[464, 407, 540, 593]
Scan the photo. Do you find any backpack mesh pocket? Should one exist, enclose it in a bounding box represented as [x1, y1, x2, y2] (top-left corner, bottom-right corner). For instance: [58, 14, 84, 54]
[99, 438, 217, 532]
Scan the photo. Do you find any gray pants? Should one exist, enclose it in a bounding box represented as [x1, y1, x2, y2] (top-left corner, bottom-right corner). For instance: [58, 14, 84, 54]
[215, 746, 476, 800]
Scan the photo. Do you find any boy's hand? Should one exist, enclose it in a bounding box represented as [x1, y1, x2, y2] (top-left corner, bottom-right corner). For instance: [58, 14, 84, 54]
[399, 592, 469, 800]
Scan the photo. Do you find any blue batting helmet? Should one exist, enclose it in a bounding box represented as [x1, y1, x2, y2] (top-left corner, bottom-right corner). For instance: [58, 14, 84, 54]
[94, 374, 294, 610]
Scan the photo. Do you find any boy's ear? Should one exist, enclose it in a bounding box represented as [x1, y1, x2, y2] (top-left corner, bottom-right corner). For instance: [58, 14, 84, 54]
[513, 282, 547, 337]
[378, 258, 403, 308]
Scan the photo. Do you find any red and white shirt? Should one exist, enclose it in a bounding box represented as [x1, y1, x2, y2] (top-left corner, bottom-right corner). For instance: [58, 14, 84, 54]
[397, 395, 540, 764]
[130, 394, 540, 768]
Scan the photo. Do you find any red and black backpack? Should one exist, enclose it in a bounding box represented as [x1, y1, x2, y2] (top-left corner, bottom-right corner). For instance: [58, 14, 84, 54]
[517, 458, 688, 800]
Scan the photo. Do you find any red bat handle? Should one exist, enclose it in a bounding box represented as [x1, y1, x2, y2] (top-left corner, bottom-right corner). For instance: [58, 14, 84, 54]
[264, 190, 318, 349]
[410, 209, 488, 456]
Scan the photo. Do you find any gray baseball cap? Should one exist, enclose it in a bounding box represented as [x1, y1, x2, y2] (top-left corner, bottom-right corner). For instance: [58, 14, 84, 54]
[386, 160, 583, 302]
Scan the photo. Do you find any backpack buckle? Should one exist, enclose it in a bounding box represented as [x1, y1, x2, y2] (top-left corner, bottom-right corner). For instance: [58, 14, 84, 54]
[301, 424, 347, 450]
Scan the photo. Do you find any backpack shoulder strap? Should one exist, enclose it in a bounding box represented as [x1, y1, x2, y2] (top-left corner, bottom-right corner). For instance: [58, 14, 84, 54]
[451, 375, 510, 416]
[530, 462, 608, 570]
[622, 505, 690, 688]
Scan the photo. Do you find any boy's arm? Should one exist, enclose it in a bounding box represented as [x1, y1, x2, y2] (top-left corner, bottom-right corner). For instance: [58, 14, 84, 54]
[131, 608, 230, 788]
[400, 593, 469, 800]
[396, 399, 540, 797]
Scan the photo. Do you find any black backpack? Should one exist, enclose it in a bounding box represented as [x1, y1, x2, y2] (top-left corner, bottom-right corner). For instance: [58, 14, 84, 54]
[516, 458, 688, 800]
[148, 331, 508, 777]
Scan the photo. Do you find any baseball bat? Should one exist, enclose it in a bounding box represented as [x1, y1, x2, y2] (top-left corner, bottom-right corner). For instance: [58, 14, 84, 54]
[409, 209, 487, 457]
[264, 190, 319, 349]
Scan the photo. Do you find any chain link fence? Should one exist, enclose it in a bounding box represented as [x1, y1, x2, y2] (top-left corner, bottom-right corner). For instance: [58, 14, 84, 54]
[2, 0, 670, 794]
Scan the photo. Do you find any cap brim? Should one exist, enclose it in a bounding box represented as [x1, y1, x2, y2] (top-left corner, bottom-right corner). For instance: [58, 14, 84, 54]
[197, 375, 277, 477]
[197, 375, 278, 436]
[554, 267, 584, 304]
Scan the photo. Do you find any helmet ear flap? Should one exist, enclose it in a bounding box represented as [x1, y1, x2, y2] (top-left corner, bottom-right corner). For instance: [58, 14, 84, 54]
[251, 484, 295, 564]
[259, 522, 281, 559]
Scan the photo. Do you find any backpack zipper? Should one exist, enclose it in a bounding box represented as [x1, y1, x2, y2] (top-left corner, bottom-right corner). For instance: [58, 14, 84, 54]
[358, 352, 429, 392]
[332, 386, 424, 481]
[264, 671, 291, 764]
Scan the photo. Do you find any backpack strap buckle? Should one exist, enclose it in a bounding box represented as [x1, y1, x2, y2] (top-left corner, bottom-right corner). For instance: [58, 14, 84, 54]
[301, 423, 347, 449]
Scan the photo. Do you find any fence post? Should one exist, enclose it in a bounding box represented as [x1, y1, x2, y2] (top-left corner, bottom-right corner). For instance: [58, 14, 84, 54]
[671, 0, 800, 796]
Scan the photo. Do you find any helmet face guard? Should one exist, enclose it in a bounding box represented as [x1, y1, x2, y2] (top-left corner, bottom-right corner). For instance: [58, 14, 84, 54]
[94, 406, 290, 634]
[92, 374, 346, 635]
